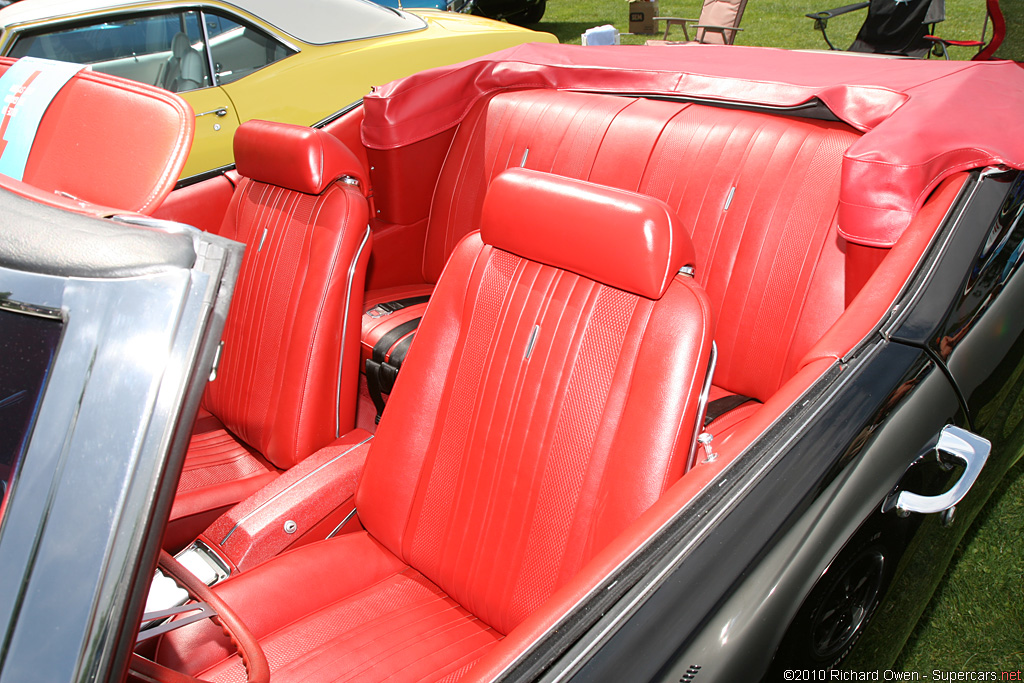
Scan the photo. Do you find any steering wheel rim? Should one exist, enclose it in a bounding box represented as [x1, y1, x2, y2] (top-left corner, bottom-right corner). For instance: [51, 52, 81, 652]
[130, 551, 269, 683]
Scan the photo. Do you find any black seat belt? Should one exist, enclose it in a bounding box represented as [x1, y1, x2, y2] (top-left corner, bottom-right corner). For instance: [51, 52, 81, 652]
[703, 394, 759, 428]
[364, 295, 430, 318]
[364, 304, 428, 424]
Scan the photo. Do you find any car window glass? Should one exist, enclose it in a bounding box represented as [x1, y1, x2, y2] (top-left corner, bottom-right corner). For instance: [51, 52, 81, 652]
[0, 308, 63, 526]
[8, 11, 211, 93]
[203, 10, 294, 86]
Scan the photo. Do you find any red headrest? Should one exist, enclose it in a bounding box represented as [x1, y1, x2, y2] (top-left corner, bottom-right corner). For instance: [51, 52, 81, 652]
[233, 120, 367, 195]
[0, 57, 192, 216]
[480, 168, 695, 300]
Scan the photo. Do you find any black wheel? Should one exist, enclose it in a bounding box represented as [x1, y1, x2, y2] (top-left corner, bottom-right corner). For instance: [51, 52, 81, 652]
[508, 0, 545, 25]
[772, 539, 894, 671]
[806, 547, 886, 661]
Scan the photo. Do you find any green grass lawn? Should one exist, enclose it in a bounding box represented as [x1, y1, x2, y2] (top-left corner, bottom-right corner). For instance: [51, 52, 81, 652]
[534, 0, 991, 56]
[525, 0, 1022, 671]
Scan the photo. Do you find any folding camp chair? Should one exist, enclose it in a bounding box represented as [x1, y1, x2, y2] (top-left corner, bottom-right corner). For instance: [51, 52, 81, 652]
[648, 0, 749, 45]
[806, 0, 944, 56]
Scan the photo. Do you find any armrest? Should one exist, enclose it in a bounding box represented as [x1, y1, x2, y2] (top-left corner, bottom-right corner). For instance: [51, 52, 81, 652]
[197, 429, 373, 573]
[691, 23, 744, 31]
[805, 1, 868, 50]
[804, 1, 869, 20]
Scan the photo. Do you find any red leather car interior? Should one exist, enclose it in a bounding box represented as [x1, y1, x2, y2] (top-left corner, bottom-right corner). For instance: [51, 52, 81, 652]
[0, 57, 192, 215]
[165, 120, 372, 551]
[157, 168, 714, 681]
[152, 171, 239, 233]
[360, 88, 858, 428]
[198, 429, 373, 573]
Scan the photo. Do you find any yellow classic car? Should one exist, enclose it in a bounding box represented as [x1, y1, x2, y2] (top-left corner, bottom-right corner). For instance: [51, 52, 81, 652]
[0, 0, 556, 178]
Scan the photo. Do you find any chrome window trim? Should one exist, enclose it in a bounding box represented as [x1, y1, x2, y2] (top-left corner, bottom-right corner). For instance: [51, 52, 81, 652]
[336, 225, 371, 439]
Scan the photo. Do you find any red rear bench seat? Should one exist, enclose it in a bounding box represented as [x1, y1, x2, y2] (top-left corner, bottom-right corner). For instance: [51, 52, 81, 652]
[361, 89, 859, 437]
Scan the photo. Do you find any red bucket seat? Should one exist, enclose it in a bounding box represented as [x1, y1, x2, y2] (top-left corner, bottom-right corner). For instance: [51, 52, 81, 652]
[165, 120, 372, 550]
[158, 168, 713, 681]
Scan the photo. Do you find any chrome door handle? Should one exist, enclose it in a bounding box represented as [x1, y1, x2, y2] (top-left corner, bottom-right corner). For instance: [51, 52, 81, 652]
[883, 425, 990, 517]
[196, 107, 229, 118]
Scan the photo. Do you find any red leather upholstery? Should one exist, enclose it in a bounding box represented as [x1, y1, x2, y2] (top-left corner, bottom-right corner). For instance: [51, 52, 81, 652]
[482, 167, 696, 299]
[234, 119, 369, 195]
[375, 89, 856, 413]
[158, 170, 713, 681]
[152, 170, 239, 233]
[0, 57, 192, 215]
[158, 532, 501, 681]
[167, 120, 372, 548]
[165, 410, 279, 552]
[197, 429, 373, 572]
[361, 89, 856, 429]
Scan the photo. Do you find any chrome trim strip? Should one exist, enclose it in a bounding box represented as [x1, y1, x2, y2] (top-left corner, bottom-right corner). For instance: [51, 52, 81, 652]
[136, 601, 215, 643]
[326, 507, 359, 539]
[198, 10, 217, 88]
[219, 434, 373, 544]
[878, 170, 986, 340]
[175, 163, 237, 190]
[686, 341, 717, 471]
[312, 100, 363, 129]
[336, 226, 371, 439]
[524, 325, 540, 360]
[0, 298, 62, 320]
[110, 214, 196, 235]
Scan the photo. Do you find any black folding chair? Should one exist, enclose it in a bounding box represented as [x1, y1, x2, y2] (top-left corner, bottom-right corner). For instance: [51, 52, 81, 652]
[806, 0, 944, 57]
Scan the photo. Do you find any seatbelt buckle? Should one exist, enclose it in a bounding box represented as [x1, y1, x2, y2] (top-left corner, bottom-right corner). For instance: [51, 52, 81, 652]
[365, 305, 393, 319]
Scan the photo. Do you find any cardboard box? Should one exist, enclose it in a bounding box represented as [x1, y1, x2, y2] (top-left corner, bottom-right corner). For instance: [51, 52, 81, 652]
[628, 0, 659, 35]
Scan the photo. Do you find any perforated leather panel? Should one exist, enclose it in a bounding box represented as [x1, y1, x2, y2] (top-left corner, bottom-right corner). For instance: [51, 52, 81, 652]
[204, 178, 369, 469]
[359, 234, 712, 635]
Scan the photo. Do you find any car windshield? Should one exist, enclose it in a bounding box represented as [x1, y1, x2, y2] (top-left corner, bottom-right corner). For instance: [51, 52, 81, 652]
[0, 306, 63, 526]
[226, 0, 426, 44]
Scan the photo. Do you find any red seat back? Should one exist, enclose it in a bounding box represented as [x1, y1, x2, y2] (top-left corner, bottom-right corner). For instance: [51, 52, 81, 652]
[357, 168, 713, 634]
[204, 120, 371, 470]
[0, 56, 191, 214]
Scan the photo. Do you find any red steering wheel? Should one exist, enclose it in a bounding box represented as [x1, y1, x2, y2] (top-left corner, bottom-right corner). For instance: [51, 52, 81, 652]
[130, 551, 269, 683]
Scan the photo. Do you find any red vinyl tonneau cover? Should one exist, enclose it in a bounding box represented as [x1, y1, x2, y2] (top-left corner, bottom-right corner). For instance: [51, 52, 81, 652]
[362, 43, 1024, 247]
